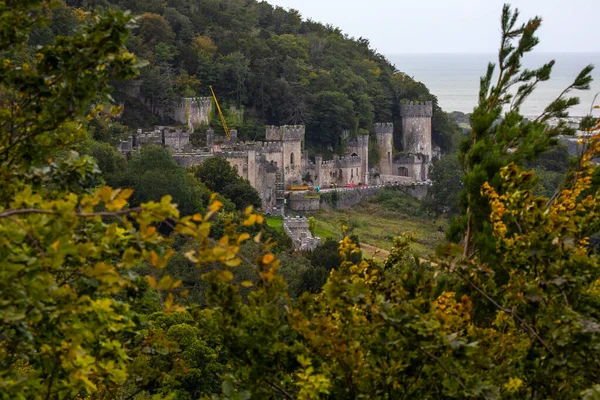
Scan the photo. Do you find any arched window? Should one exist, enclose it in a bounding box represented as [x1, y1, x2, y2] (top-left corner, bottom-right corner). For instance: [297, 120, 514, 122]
[351, 169, 354, 178]
[398, 167, 409, 177]
[290, 152, 295, 165]
[351, 152, 358, 157]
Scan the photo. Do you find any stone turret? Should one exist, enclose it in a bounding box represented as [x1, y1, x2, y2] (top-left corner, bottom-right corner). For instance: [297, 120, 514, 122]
[265, 125, 305, 185]
[399, 101, 433, 159]
[375, 123, 393, 175]
[347, 133, 369, 184]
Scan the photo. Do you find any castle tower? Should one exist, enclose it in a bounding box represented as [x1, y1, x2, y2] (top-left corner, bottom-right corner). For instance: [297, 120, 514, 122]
[347, 134, 369, 185]
[375, 123, 393, 176]
[399, 101, 433, 159]
[265, 125, 305, 185]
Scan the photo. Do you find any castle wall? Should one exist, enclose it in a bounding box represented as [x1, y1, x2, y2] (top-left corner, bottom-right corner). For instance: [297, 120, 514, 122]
[391, 154, 428, 182]
[173, 98, 212, 130]
[288, 194, 320, 211]
[306, 155, 362, 188]
[283, 217, 321, 250]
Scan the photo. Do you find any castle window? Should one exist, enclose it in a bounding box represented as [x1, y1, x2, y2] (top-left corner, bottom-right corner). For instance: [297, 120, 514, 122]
[351, 169, 353, 178]
[398, 167, 409, 177]
[290, 152, 295, 165]
[387, 152, 391, 165]
[351, 153, 358, 157]
[339, 169, 343, 179]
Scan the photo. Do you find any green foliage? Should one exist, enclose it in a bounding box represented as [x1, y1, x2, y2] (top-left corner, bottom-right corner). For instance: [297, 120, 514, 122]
[110, 146, 210, 216]
[192, 157, 262, 211]
[452, 4, 593, 257]
[426, 153, 463, 215]
[375, 187, 429, 217]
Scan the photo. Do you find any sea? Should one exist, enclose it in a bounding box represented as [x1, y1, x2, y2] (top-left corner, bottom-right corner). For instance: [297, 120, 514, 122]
[387, 53, 600, 118]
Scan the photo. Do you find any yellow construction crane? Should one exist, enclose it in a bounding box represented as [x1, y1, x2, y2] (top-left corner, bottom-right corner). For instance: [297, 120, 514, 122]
[209, 85, 230, 139]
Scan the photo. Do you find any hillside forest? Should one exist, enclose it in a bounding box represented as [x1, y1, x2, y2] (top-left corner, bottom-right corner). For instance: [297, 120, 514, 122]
[50, 0, 460, 153]
[2, 0, 600, 399]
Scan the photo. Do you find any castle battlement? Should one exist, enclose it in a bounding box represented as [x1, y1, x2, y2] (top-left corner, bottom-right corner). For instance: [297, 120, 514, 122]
[182, 97, 212, 107]
[216, 151, 249, 159]
[374, 122, 394, 135]
[399, 101, 433, 118]
[347, 133, 369, 147]
[265, 125, 305, 141]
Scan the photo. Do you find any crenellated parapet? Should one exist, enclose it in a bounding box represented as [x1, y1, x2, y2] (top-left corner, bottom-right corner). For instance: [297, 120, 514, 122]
[265, 125, 305, 141]
[347, 133, 369, 148]
[374, 122, 394, 135]
[399, 101, 433, 118]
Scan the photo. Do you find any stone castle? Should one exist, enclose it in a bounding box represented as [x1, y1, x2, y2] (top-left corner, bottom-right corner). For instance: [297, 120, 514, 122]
[118, 99, 436, 212]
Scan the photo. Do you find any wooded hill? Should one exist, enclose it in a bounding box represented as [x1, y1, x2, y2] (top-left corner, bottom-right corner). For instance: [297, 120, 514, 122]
[56, 0, 460, 151]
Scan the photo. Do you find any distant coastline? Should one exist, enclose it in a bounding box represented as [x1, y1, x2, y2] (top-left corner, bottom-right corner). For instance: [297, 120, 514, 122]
[387, 52, 600, 117]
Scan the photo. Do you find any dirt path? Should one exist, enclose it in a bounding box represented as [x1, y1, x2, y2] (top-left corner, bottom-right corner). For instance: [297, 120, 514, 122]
[360, 243, 390, 260]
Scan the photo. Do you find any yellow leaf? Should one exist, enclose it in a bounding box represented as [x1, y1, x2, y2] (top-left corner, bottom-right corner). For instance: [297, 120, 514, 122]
[51, 241, 60, 252]
[224, 258, 241, 267]
[164, 293, 174, 311]
[209, 200, 223, 213]
[219, 235, 230, 246]
[219, 270, 234, 281]
[150, 251, 159, 267]
[237, 233, 250, 244]
[262, 253, 275, 264]
[117, 188, 134, 200]
[107, 198, 127, 211]
[192, 213, 202, 221]
[157, 275, 176, 290]
[243, 214, 257, 226]
[241, 280, 253, 288]
[244, 205, 254, 215]
[146, 276, 157, 288]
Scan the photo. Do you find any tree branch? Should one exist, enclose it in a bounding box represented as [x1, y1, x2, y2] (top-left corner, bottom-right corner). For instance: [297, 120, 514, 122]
[449, 264, 555, 357]
[0, 207, 143, 219]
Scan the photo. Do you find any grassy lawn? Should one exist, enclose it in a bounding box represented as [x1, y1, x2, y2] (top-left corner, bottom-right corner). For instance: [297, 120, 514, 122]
[308, 192, 447, 259]
[266, 216, 284, 232]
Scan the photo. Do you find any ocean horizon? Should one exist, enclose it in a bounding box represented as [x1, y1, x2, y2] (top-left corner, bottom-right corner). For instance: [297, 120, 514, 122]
[387, 52, 600, 117]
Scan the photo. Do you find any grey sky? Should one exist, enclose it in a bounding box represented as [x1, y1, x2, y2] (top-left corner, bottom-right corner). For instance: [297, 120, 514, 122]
[266, 0, 599, 54]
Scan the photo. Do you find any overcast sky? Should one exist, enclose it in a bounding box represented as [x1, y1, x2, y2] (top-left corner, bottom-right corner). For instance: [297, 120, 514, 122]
[266, 0, 600, 54]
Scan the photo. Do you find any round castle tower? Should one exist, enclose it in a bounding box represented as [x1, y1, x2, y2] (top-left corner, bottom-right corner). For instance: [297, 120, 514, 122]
[399, 101, 433, 160]
[375, 123, 394, 176]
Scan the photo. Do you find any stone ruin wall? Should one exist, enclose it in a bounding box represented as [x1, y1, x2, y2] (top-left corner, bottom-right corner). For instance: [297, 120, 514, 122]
[283, 217, 321, 250]
[173, 98, 212, 130]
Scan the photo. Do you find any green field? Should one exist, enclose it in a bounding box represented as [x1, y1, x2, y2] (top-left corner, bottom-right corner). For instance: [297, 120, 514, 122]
[266, 216, 284, 232]
[308, 193, 447, 259]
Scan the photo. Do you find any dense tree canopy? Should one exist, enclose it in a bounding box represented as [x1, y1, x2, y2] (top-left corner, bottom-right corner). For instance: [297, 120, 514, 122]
[192, 157, 262, 211]
[60, 0, 461, 153]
